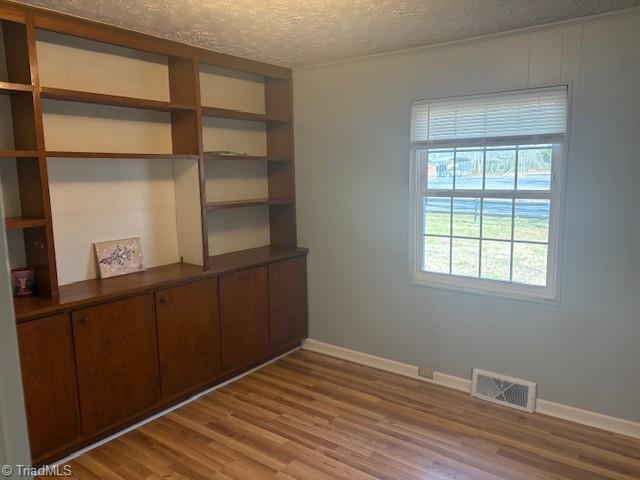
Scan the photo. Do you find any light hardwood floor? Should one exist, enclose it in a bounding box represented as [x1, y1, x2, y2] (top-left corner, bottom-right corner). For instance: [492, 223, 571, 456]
[51, 350, 640, 479]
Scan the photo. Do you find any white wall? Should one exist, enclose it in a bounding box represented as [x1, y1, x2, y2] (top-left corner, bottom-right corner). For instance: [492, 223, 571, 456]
[200, 66, 265, 113]
[294, 11, 640, 421]
[37, 30, 169, 101]
[47, 157, 180, 285]
[32, 31, 181, 285]
[42, 101, 174, 154]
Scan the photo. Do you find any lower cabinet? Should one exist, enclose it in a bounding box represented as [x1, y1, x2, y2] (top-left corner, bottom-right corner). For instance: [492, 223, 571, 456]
[269, 257, 308, 351]
[17, 314, 81, 461]
[18, 255, 308, 464]
[72, 294, 160, 436]
[220, 266, 269, 374]
[156, 278, 221, 398]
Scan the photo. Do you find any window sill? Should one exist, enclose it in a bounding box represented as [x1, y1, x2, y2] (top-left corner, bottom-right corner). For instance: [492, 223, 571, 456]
[410, 272, 560, 305]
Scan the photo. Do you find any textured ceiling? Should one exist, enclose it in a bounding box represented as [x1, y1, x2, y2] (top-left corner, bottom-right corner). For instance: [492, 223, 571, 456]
[15, 0, 640, 68]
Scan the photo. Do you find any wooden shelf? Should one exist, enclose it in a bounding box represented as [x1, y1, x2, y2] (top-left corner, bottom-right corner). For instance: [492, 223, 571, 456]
[5, 217, 48, 230]
[208, 245, 308, 276]
[206, 198, 293, 210]
[46, 151, 199, 160]
[14, 262, 208, 322]
[40, 87, 196, 113]
[14, 246, 308, 321]
[0, 150, 39, 158]
[0, 81, 34, 94]
[201, 106, 289, 123]
[203, 152, 289, 162]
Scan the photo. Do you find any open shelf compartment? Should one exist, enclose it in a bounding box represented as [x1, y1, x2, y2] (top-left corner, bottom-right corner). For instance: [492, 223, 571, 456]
[40, 86, 196, 113]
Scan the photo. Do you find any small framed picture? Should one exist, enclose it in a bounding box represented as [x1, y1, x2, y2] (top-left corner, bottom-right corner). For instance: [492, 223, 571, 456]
[94, 237, 145, 279]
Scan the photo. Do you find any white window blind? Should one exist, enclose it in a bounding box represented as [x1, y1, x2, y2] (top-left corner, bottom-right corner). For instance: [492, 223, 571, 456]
[411, 86, 568, 147]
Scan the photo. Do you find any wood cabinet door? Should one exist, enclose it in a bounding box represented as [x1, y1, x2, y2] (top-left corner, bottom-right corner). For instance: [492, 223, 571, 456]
[72, 294, 160, 436]
[269, 257, 308, 351]
[156, 278, 221, 398]
[17, 314, 81, 462]
[220, 266, 269, 374]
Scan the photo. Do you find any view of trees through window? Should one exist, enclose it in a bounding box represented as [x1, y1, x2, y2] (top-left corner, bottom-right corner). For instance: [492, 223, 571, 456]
[419, 144, 554, 286]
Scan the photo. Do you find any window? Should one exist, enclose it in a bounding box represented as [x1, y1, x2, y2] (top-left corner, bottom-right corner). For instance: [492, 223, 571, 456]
[410, 86, 568, 301]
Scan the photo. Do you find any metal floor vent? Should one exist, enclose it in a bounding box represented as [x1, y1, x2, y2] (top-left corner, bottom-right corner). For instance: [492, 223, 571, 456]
[471, 369, 537, 413]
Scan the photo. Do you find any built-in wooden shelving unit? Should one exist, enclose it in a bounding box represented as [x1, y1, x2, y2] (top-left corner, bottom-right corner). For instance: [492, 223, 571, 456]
[0, 0, 300, 316]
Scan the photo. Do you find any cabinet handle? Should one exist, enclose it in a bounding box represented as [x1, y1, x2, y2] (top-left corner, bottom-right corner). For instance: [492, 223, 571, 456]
[79, 317, 89, 326]
[158, 296, 170, 305]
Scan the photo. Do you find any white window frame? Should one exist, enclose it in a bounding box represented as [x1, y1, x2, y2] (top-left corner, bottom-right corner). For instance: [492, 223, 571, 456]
[409, 89, 568, 303]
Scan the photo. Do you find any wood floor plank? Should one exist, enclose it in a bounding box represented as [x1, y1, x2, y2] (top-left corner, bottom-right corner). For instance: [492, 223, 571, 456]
[47, 350, 640, 479]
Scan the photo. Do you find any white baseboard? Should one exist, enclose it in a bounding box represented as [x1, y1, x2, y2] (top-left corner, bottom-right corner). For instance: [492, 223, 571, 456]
[535, 399, 640, 438]
[302, 339, 640, 439]
[432, 371, 472, 393]
[302, 339, 420, 378]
